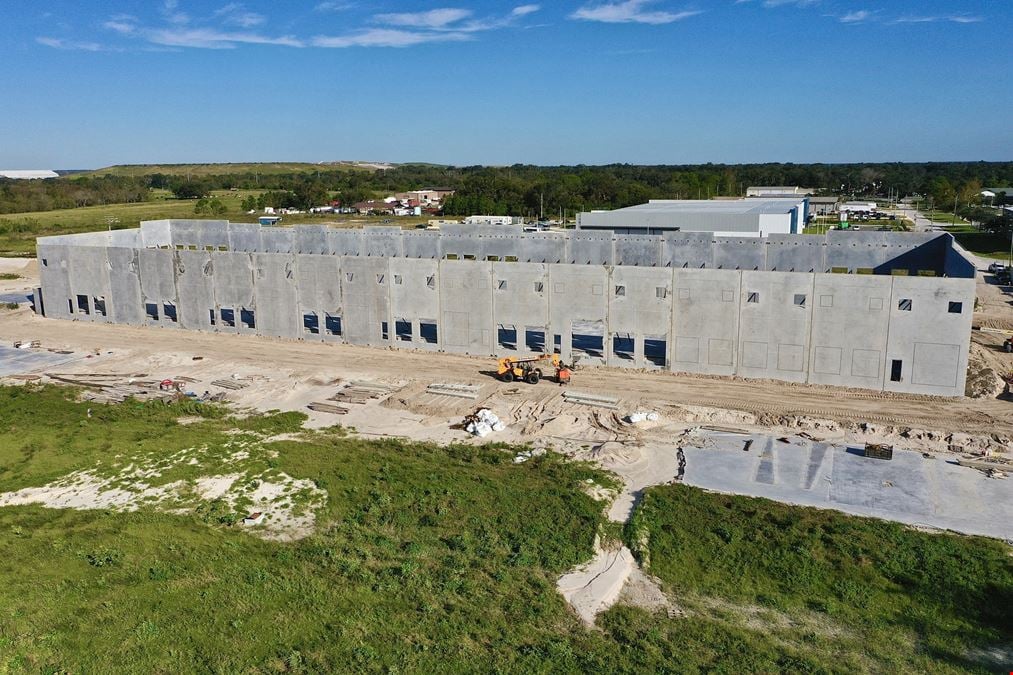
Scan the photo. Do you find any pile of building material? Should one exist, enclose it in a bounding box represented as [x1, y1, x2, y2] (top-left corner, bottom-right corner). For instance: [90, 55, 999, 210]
[329, 380, 400, 405]
[210, 378, 249, 391]
[307, 402, 349, 415]
[563, 390, 619, 410]
[626, 411, 660, 424]
[464, 408, 506, 437]
[427, 383, 482, 400]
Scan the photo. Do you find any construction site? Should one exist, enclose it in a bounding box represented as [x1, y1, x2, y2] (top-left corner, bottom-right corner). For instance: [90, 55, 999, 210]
[2, 220, 1011, 627]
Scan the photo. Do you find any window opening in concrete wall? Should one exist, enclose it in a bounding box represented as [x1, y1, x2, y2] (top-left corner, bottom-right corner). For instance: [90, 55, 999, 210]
[497, 280, 507, 290]
[303, 312, 319, 334]
[426, 275, 436, 289]
[240, 309, 255, 329]
[92, 297, 107, 316]
[644, 336, 667, 367]
[505, 255, 518, 262]
[220, 308, 235, 327]
[498, 325, 517, 350]
[856, 268, 874, 275]
[891, 269, 909, 276]
[376, 274, 384, 284]
[325, 314, 342, 336]
[419, 320, 438, 344]
[747, 292, 759, 304]
[394, 275, 403, 285]
[918, 270, 937, 277]
[209, 309, 216, 326]
[553, 334, 561, 354]
[381, 321, 389, 340]
[571, 320, 605, 358]
[41, 259, 47, 267]
[76, 294, 90, 315]
[487, 255, 500, 262]
[890, 359, 903, 382]
[612, 334, 635, 360]
[898, 299, 912, 311]
[615, 285, 626, 297]
[534, 282, 544, 293]
[346, 273, 354, 282]
[395, 319, 413, 341]
[67, 298, 74, 314]
[525, 328, 546, 352]
[793, 294, 806, 308]
[656, 287, 668, 299]
[831, 267, 849, 274]
[162, 302, 177, 322]
[446, 254, 459, 260]
[463, 254, 476, 260]
[948, 301, 962, 313]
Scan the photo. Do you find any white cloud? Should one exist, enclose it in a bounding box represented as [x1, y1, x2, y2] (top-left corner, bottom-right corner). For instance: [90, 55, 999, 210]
[761, 0, 819, 7]
[146, 27, 303, 49]
[512, 5, 541, 17]
[374, 8, 473, 29]
[892, 14, 982, 24]
[312, 28, 472, 48]
[315, 1, 356, 10]
[36, 36, 107, 51]
[213, 3, 265, 28]
[839, 10, 870, 23]
[571, 1, 702, 25]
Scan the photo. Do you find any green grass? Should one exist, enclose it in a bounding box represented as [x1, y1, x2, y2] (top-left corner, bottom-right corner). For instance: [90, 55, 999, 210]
[79, 162, 379, 178]
[924, 210, 968, 224]
[1, 384, 1010, 672]
[942, 225, 1012, 260]
[0, 192, 430, 256]
[626, 484, 1013, 673]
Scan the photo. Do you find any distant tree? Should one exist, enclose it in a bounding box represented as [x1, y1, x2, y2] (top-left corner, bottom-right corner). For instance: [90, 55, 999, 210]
[240, 195, 257, 212]
[171, 180, 208, 200]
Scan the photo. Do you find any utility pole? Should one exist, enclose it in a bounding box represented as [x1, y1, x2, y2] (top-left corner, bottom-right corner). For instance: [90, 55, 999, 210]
[539, 193, 544, 221]
[952, 194, 958, 226]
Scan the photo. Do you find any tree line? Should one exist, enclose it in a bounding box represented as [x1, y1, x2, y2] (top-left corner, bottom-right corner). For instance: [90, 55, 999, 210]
[3, 162, 1011, 219]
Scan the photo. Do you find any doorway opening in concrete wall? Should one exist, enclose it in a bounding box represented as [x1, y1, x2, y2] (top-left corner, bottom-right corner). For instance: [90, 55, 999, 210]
[419, 320, 438, 344]
[220, 308, 236, 327]
[303, 312, 319, 335]
[325, 314, 342, 336]
[162, 302, 177, 322]
[890, 359, 903, 382]
[498, 325, 518, 350]
[525, 327, 546, 353]
[145, 302, 159, 321]
[645, 336, 667, 367]
[240, 309, 255, 329]
[93, 296, 107, 317]
[76, 294, 89, 315]
[395, 319, 413, 342]
[381, 321, 389, 340]
[612, 333, 635, 361]
[572, 320, 605, 359]
[553, 334, 561, 354]
[209, 309, 216, 326]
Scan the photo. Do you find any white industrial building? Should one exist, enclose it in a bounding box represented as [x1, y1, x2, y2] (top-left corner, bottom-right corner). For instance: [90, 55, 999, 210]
[0, 170, 59, 179]
[746, 186, 813, 197]
[576, 198, 808, 237]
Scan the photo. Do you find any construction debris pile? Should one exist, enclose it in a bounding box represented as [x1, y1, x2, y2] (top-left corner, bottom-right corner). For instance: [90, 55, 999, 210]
[464, 408, 506, 437]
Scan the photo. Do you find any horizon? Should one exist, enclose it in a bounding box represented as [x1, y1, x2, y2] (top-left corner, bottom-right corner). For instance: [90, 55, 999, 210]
[2, 0, 1011, 167]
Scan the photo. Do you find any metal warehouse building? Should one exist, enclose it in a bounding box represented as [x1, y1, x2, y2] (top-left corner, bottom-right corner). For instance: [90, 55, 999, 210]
[35, 219, 976, 397]
[576, 198, 808, 237]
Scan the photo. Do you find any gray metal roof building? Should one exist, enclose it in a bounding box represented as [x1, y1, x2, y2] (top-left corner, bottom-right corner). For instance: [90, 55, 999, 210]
[576, 198, 808, 237]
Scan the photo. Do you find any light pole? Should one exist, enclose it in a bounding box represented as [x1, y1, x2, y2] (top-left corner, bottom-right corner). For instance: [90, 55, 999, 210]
[952, 194, 958, 226]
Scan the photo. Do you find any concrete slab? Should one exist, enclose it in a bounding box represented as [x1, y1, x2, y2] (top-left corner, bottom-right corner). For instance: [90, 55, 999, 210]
[0, 345, 85, 376]
[683, 432, 1013, 540]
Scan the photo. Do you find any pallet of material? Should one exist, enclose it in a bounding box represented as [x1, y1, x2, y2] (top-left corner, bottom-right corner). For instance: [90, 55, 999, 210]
[426, 383, 481, 399]
[562, 390, 620, 410]
[307, 402, 349, 415]
[210, 379, 249, 390]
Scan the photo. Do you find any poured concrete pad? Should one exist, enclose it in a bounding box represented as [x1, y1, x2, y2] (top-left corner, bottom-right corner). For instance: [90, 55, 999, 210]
[683, 432, 1013, 540]
[557, 542, 635, 626]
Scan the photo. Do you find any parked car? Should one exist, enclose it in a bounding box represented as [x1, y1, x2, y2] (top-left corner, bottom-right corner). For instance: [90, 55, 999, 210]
[989, 262, 1006, 274]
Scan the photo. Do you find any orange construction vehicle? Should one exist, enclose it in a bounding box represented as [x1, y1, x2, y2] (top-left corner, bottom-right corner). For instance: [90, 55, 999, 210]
[497, 353, 571, 385]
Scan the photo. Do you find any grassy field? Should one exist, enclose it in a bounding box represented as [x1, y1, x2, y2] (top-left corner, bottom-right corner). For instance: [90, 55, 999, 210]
[626, 484, 1013, 673]
[0, 192, 431, 256]
[79, 162, 382, 178]
[943, 225, 1012, 260]
[1, 384, 1010, 672]
[925, 210, 968, 224]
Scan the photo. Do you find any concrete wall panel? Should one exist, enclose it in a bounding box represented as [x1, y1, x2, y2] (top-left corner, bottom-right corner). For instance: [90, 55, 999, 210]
[671, 269, 740, 376]
[736, 271, 814, 383]
[439, 261, 494, 354]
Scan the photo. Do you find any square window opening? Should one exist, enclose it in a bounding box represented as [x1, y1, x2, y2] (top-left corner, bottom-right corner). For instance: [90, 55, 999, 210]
[525, 328, 546, 353]
[793, 294, 806, 308]
[426, 275, 436, 289]
[240, 309, 255, 329]
[497, 280, 508, 290]
[747, 292, 759, 304]
[615, 285, 626, 297]
[162, 302, 177, 322]
[890, 359, 903, 382]
[376, 274, 384, 285]
[419, 320, 438, 344]
[534, 282, 544, 293]
[147, 303, 162, 321]
[612, 334, 635, 360]
[220, 308, 236, 327]
[948, 301, 962, 314]
[395, 319, 413, 342]
[76, 294, 90, 315]
[498, 325, 518, 350]
[644, 337, 667, 367]
[394, 274, 403, 285]
[303, 312, 319, 334]
[656, 287, 668, 299]
[325, 314, 342, 336]
[898, 299, 912, 311]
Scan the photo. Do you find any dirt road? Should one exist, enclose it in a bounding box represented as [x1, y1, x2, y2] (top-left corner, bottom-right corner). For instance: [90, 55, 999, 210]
[2, 307, 1011, 436]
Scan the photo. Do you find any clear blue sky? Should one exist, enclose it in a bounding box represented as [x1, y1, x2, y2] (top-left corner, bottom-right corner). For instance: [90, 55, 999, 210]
[1, 0, 1010, 168]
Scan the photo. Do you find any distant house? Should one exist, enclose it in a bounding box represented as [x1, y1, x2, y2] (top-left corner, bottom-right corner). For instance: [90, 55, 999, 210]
[0, 169, 59, 180]
[354, 200, 396, 215]
[982, 187, 1013, 204]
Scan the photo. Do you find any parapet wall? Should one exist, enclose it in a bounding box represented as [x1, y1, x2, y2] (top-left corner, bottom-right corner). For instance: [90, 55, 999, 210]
[36, 221, 977, 397]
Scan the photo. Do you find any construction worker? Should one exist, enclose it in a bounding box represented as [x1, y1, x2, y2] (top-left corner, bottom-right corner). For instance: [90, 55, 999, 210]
[557, 363, 571, 386]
